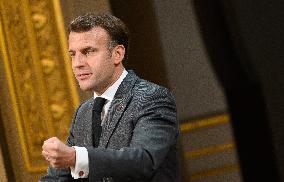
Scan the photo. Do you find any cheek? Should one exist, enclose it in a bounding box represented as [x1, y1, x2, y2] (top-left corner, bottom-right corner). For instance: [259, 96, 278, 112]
[88, 54, 114, 75]
[102, 60, 115, 75]
[93, 58, 111, 71]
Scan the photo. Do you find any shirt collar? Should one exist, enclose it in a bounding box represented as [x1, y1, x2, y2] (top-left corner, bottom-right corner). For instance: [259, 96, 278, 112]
[93, 69, 128, 101]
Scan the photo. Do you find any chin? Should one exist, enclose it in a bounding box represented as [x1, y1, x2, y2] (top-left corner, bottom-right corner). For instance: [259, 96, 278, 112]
[79, 84, 94, 92]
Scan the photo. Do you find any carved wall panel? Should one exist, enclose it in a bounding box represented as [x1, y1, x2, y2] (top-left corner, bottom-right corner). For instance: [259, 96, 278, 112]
[0, 0, 79, 172]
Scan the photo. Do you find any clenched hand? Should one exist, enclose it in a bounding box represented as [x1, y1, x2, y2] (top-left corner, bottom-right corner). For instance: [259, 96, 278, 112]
[42, 137, 76, 168]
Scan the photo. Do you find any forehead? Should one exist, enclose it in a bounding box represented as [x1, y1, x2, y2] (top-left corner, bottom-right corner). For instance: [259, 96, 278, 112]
[68, 27, 110, 48]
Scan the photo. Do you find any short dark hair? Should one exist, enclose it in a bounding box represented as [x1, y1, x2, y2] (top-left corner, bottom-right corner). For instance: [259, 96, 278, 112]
[69, 13, 129, 61]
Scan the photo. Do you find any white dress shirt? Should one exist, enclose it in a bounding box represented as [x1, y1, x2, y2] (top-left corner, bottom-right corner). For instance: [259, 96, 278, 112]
[71, 69, 128, 179]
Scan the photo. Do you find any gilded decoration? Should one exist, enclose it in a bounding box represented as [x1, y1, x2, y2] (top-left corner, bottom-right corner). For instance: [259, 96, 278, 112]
[0, 0, 79, 172]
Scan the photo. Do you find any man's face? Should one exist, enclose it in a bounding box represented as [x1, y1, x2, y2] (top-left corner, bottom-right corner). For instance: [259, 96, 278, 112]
[68, 27, 117, 94]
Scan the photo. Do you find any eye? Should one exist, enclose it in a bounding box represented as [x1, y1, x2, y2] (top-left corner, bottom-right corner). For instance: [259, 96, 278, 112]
[68, 51, 75, 58]
[83, 47, 95, 56]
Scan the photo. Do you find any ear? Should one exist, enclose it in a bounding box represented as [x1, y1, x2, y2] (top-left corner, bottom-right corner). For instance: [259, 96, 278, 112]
[112, 45, 125, 65]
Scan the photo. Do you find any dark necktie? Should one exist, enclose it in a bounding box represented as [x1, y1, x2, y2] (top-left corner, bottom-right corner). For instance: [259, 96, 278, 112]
[92, 97, 107, 147]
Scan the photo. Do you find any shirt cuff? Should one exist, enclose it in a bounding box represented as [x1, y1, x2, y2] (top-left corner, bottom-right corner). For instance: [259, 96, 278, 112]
[70, 146, 89, 179]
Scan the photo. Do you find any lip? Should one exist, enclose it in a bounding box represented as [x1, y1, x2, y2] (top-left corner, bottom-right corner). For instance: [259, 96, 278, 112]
[76, 73, 92, 80]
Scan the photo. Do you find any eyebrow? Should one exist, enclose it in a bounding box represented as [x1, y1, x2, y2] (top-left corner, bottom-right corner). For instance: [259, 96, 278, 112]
[68, 46, 97, 53]
[82, 46, 95, 51]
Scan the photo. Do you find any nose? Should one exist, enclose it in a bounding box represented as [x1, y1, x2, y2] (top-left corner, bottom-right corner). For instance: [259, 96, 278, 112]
[72, 54, 85, 68]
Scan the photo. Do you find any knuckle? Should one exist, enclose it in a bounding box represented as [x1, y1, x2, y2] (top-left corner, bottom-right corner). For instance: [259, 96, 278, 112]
[53, 137, 59, 141]
[50, 143, 59, 151]
[51, 153, 58, 159]
[54, 145, 59, 151]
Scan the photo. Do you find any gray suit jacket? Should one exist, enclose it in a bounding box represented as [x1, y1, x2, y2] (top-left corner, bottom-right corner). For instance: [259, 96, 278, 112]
[40, 71, 180, 182]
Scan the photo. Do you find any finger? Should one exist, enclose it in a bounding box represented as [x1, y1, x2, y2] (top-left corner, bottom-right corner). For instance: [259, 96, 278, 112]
[42, 150, 49, 158]
[42, 151, 52, 162]
[42, 142, 53, 152]
[44, 137, 59, 143]
[42, 142, 59, 153]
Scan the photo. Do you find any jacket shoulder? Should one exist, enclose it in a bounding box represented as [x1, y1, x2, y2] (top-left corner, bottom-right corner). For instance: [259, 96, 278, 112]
[131, 78, 176, 105]
[74, 98, 93, 115]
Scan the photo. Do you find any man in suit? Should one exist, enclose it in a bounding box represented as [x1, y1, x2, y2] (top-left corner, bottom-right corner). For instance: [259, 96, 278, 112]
[40, 13, 180, 182]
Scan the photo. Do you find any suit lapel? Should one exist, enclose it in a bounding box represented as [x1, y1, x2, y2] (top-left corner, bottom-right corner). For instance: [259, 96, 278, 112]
[83, 101, 94, 146]
[100, 71, 138, 148]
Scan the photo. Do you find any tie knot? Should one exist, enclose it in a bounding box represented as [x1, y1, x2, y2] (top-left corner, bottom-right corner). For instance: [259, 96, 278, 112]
[93, 97, 107, 113]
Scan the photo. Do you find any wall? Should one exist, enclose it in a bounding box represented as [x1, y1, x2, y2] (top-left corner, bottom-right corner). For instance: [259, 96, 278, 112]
[0, 145, 7, 182]
[0, 0, 243, 181]
[110, 1, 242, 181]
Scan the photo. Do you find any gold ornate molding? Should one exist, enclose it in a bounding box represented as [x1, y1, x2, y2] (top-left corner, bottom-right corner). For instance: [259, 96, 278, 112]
[185, 142, 235, 159]
[190, 163, 239, 181]
[180, 113, 230, 132]
[0, 0, 79, 172]
[180, 114, 238, 180]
